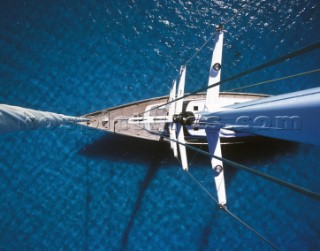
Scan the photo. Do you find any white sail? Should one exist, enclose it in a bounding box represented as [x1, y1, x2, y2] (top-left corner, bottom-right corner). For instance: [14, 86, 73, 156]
[0, 104, 87, 133]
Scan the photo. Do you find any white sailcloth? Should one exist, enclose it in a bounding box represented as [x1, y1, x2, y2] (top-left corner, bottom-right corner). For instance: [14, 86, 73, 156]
[0, 104, 87, 133]
[203, 27, 227, 206]
[175, 66, 189, 171]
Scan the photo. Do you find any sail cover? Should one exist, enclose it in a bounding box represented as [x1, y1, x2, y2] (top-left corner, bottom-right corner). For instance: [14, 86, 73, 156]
[200, 87, 320, 146]
[0, 104, 86, 133]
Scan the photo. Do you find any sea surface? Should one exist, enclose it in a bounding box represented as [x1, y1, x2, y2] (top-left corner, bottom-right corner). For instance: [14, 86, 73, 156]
[0, 0, 320, 250]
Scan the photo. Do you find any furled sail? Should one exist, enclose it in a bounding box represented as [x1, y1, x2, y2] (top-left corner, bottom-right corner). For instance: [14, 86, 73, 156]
[0, 104, 87, 133]
[200, 87, 320, 146]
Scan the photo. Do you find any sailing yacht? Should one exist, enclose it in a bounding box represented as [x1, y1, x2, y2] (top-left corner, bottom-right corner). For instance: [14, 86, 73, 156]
[0, 12, 318, 251]
[80, 24, 320, 208]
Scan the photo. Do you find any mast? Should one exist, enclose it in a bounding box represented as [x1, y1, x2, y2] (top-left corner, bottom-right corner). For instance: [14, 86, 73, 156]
[0, 104, 87, 133]
[202, 87, 320, 146]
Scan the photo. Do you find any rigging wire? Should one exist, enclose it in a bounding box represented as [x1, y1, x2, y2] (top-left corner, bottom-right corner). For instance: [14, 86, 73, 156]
[169, 0, 262, 100]
[186, 167, 279, 250]
[154, 133, 320, 201]
[174, 0, 256, 89]
[225, 68, 320, 92]
[186, 171, 218, 204]
[188, 144, 201, 164]
[135, 126, 281, 249]
[185, 33, 215, 66]
[135, 117, 320, 201]
[222, 206, 280, 250]
[117, 1, 316, 248]
[185, 0, 259, 67]
[138, 41, 320, 117]
[222, 0, 258, 26]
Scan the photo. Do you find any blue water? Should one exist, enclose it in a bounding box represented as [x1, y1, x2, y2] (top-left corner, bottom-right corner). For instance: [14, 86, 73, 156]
[0, 0, 320, 250]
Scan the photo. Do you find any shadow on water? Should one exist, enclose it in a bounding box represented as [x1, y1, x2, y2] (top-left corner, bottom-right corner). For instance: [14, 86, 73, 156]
[84, 160, 90, 251]
[198, 138, 299, 251]
[80, 134, 171, 250]
[199, 211, 222, 251]
[119, 154, 161, 251]
[80, 134, 299, 169]
[80, 134, 299, 251]
[222, 138, 299, 164]
[80, 134, 174, 165]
